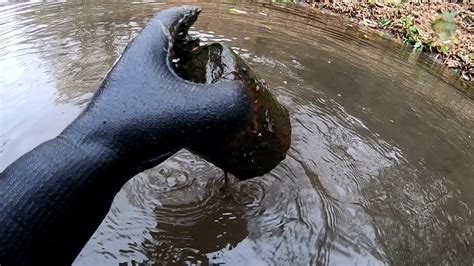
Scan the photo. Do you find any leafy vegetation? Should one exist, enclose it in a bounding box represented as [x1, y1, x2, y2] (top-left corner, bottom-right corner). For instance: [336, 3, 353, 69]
[399, 11, 457, 56]
[309, 2, 472, 84]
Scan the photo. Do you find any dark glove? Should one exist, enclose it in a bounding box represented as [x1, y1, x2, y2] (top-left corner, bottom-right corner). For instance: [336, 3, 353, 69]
[65, 5, 253, 171]
[0, 6, 253, 265]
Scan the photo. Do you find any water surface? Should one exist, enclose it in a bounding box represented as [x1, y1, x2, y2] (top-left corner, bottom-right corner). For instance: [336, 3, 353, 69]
[0, 1, 472, 265]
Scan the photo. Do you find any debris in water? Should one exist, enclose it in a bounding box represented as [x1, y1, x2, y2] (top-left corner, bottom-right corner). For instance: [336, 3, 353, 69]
[229, 8, 247, 15]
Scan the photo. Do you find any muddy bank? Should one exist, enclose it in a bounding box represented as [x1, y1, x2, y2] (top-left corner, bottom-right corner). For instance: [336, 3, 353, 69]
[305, 2, 472, 96]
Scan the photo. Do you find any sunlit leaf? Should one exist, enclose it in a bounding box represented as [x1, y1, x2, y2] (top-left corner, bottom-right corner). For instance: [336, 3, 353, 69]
[229, 8, 247, 15]
[405, 16, 413, 27]
[439, 45, 449, 54]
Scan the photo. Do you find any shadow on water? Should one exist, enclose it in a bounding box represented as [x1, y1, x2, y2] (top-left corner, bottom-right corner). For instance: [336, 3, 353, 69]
[0, 1, 472, 265]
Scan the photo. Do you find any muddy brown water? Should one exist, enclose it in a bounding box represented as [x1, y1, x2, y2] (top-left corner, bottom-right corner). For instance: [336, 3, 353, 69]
[0, 1, 473, 265]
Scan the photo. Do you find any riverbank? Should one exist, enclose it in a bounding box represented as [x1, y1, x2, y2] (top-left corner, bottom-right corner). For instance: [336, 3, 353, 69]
[306, 2, 472, 95]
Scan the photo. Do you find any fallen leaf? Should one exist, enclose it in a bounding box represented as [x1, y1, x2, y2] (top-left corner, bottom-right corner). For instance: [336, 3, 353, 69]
[229, 8, 247, 15]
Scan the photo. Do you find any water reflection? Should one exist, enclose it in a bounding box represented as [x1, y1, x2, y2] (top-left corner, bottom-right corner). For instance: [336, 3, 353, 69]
[0, 1, 472, 265]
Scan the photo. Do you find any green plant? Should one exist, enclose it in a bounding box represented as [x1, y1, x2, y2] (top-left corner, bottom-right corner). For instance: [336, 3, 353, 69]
[401, 15, 423, 51]
[378, 18, 392, 28]
[432, 11, 457, 55]
[432, 11, 456, 42]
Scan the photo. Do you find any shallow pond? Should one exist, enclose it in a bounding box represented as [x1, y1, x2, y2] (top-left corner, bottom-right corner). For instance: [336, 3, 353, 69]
[0, 1, 473, 265]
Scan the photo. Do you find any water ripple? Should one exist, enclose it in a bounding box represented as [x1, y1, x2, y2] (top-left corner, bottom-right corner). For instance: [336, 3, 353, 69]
[0, 1, 471, 265]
